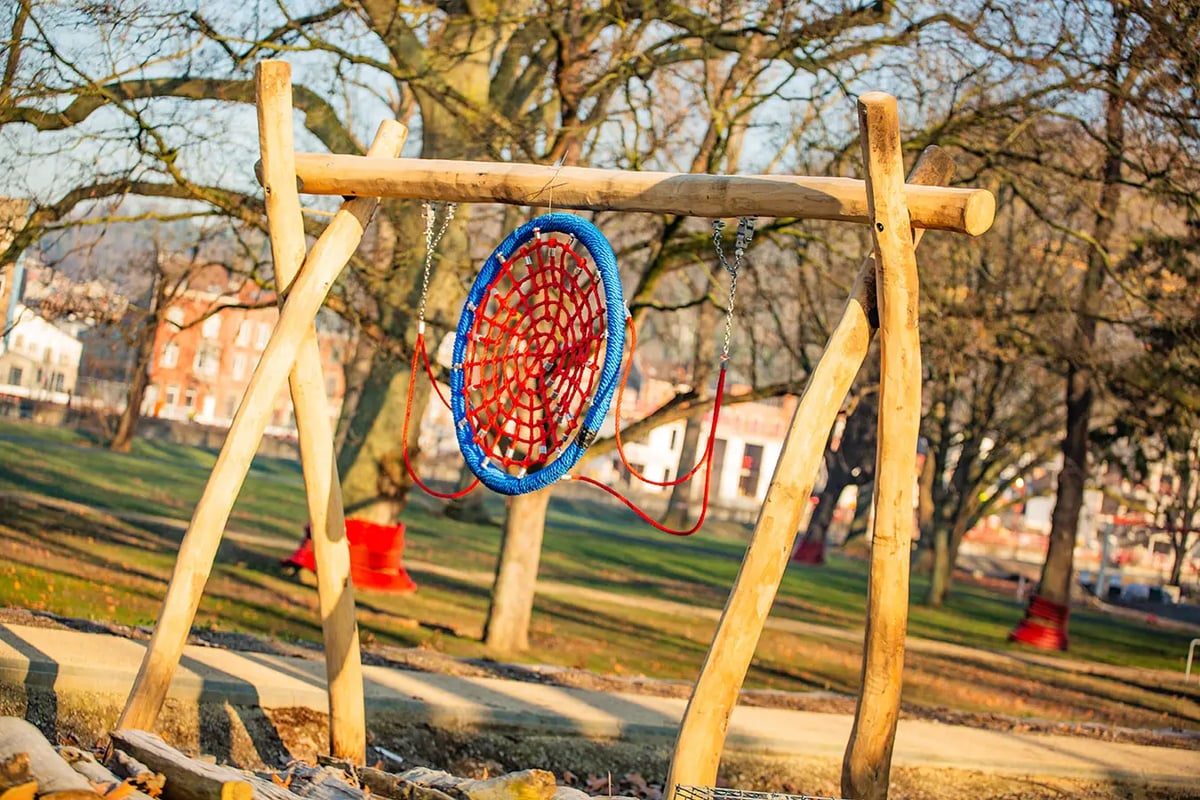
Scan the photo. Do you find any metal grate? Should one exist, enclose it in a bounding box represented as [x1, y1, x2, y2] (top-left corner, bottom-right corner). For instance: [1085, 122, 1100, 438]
[674, 786, 845, 800]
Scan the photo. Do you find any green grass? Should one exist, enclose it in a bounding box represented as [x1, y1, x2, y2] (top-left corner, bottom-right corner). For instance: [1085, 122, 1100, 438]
[1, 416, 1198, 732]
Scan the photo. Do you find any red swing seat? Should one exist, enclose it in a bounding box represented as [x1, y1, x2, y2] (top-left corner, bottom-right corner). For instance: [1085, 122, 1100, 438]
[282, 518, 418, 593]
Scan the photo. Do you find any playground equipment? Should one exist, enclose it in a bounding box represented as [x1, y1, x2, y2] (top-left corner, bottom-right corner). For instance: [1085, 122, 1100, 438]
[401, 204, 753, 535]
[114, 60, 994, 799]
[282, 520, 417, 594]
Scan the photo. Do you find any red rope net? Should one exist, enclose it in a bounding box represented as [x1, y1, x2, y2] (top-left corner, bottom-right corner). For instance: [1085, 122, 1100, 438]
[462, 235, 610, 476]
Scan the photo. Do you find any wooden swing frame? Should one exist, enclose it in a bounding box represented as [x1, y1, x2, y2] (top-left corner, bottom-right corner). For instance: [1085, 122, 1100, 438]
[115, 60, 994, 798]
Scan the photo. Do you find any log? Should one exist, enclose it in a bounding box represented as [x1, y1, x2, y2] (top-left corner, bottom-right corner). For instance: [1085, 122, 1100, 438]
[287, 153, 995, 236]
[238, 766, 361, 800]
[664, 144, 955, 800]
[840, 92, 924, 800]
[0, 718, 96, 796]
[108, 731, 251, 800]
[117, 107, 400, 733]
[104, 750, 165, 797]
[394, 768, 557, 800]
[275, 765, 364, 800]
[357, 767, 455, 800]
[59, 747, 154, 800]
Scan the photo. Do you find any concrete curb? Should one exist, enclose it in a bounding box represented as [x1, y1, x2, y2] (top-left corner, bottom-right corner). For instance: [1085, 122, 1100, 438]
[1, 622, 1197, 788]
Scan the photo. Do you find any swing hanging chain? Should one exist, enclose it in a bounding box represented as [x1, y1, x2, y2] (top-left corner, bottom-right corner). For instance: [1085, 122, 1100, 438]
[712, 217, 755, 363]
[417, 201, 458, 331]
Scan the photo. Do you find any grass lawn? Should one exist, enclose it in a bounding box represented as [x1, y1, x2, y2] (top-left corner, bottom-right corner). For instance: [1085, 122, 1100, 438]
[1, 417, 1198, 732]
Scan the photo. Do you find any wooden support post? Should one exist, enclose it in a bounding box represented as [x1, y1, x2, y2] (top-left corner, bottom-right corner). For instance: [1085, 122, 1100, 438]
[117, 117, 398, 736]
[665, 144, 953, 800]
[256, 60, 406, 763]
[840, 92, 924, 800]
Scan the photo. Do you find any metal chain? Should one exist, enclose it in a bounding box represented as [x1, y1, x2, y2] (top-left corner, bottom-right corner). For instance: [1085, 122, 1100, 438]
[418, 201, 457, 328]
[712, 217, 755, 362]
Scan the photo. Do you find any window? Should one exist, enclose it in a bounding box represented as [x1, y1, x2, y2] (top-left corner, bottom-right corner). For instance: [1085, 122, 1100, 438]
[35, 367, 43, 384]
[232, 353, 247, 380]
[201, 314, 221, 340]
[13, 334, 23, 350]
[236, 320, 252, 347]
[165, 385, 179, 406]
[52, 373, 64, 392]
[224, 394, 238, 418]
[142, 384, 158, 413]
[160, 341, 179, 368]
[7, 367, 21, 385]
[739, 444, 764, 498]
[194, 345, 220, 377]
[58, 352, 69, 366]
[42, 348, 51, 364]
[166, 307, 185, 328]
[256, 321, 271, 349]
[669, 428, 678, 450]
[183, 388, 197, 409]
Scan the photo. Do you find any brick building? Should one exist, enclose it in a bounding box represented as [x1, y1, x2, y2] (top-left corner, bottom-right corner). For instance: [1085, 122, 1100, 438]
[142, 263, 352, 437]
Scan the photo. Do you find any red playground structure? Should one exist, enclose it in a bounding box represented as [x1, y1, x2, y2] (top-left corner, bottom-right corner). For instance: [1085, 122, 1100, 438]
[283, 518, 417, 593]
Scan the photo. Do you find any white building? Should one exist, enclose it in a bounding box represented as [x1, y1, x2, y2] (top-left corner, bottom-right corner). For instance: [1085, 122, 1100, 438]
[0, 302, 84, 403]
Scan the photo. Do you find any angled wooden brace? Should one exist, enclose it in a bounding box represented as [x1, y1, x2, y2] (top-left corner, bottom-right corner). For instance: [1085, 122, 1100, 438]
[666, 136, 954, 798]
[117, 68, 405, 761]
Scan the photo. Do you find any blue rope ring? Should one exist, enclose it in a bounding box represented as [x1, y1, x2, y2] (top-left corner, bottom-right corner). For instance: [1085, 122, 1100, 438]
[451, 213, 625, 495]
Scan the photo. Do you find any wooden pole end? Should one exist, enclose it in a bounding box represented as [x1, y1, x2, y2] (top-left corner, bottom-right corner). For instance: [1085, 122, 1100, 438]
[856, 90, 897, 112]
[254, 59, 291, 81]
[963, 187, 997, 236]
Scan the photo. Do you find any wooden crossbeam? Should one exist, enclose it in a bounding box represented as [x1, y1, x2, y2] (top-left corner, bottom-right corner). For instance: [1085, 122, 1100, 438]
[283, 153, 995, 236]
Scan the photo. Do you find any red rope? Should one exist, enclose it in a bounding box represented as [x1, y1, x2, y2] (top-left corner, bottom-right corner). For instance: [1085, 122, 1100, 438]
[569, 379, 723, 536]
[568, 318, 728, 537]
[419, 333, 454, 412]
[612, 320, 727, 487]
[403, 335, 479, 500]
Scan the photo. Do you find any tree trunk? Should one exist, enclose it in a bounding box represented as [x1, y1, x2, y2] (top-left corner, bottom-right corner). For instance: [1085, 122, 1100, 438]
[483, 487, 553, 652]
[445, 463, 494, 524]
[337, 352, 430, 524]
[1038, 364, 1092, 603]
[662, 300, 719, 529]
[661, 412, 706, 529]
[109, 274, 164, 453]
[1032, 5, 1127, 615]
[801, 460, 852, 551]
[335, 30, 497, 524]
[925, 522, 951, 607]
[1168, 528, 1192, 586]
[843, 482, 873, 545]
[925, 513, 969, 607]
[913, 434, 936, 563]
[334, 332, 376, 454]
